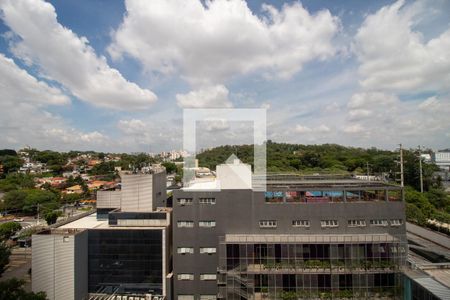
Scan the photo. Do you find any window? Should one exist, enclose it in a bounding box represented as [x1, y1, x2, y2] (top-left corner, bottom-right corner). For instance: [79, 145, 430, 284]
[348, 219, 366, 227]
[259, 220, 277, 228]
[200, 247, 217, 254]
[390, 219, 403, 226]
[321, 220, 339, 228]
[292, 220, 310, 228]
[178, 296, 194, 300]
[200, 274, 217, 281]
[63, 236, 70, 242]
[370, 219, 388, 226]
[177, 247, 194, 254]
[200, 296, 217, 300]
[177, 221, 194, 228]
[199, 197, 216, 205]
[199, 221, 216, 228]
[177, 274, 194, 280]
[177, 198, 193, 205]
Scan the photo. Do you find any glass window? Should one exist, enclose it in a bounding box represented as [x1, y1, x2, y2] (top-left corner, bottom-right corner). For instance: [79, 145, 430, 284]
[259, 220, 277, 228]
[199, 198, 216, 204]
[199, 221, 216, 228]
[390, 219, 403, 226]
[200, 274, 217, 280]
[88, 229, 163, 294]
[370, 219, 388, 226]
[178, 296, 194, 300]
[286, 191, 304, 202]
[348, 220, 366, 227]
[265, 191, 284, 203]
[321, 220, 339, 228]
[177, 274, 194, 280]
[292, 220, 310, 227]
[177, 221, 194, 228]
[200, 247, 217, 254]
[177, 198, 193, 205]
[177, 247, 194, 254]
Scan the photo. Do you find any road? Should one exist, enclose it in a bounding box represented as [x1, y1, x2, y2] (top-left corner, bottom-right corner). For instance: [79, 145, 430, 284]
[0, 247, 32, 291]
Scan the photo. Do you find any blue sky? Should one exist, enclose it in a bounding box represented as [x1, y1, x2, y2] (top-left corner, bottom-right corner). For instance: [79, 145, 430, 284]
[0, 0, 449, 153]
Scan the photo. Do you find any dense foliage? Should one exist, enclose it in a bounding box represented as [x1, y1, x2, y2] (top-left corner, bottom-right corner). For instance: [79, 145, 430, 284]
[0, 278, 47, 300]
[0, 242, 11, 276]
[197, 142, 399, 174]
[0, 222, 22, 240]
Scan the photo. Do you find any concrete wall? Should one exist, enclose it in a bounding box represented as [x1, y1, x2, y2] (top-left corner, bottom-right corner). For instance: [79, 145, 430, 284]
[216, 163, 252, 189]
[152, 171, 168, 209]
[172, 189, 407, 298]
[32, 231, 88, 300]
[96, 190, 121, 209]
[121, 174, 153, 211]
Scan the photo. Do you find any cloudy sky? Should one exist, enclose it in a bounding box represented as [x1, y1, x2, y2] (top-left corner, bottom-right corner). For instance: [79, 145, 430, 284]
[0, 0, 449, 153]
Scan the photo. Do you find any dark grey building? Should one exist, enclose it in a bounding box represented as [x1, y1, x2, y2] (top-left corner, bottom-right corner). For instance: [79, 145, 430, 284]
[172, 162, 407, 300]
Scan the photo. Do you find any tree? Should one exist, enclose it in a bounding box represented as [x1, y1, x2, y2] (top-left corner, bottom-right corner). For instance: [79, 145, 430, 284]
[0, 173, 35, 192]
[23, 189, 59, 214]
[405, 203, 427, 226]
[2, 190, 27, 211]
[0, 222, 22, 240]
[0, 149, 17, 156]
[425, 188, 450, 211]
[0, 278, 47, 300]
[0, 155, 22, 175]
[61, 193, 81, 204]
[0, 242, 11, 276]
[162, 162, 177, 174]
[44, 211, 62, 225]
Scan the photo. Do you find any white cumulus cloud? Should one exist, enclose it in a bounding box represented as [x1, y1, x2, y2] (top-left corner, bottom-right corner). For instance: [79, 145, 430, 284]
[108, 0, 340, 85]
[0, 0, 157, 110]
[176, 85, 233, 108]
[0, 53, 69, 106]
[354, 0, 450, 93]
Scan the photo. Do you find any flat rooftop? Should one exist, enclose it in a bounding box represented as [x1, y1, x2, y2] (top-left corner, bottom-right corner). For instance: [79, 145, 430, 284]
[58, 212, 169, 230]
[59, 213, 107, 229]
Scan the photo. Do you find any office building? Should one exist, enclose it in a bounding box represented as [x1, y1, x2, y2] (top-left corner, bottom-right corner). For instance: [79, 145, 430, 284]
[172, 160, 407, 299]
[32, 167, 171, 300]
[433, 151, 450, 171]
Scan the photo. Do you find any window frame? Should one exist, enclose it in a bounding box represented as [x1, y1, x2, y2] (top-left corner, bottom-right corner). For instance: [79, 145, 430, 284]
[292, 220, 310, 228]
[259, 220, 277, 228]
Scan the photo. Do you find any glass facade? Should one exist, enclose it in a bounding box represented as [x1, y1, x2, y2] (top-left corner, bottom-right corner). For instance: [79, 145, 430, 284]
[88, 229, 163, 295]
[219, 238, 406, 299]
[265, 190, 396, 203]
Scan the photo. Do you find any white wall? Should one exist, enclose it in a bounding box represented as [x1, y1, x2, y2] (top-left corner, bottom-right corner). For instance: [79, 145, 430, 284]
[217, 161, 252, 189]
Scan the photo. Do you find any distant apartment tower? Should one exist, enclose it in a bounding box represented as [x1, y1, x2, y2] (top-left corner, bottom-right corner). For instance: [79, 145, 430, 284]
[172, 160, 407, 299]
[433, 151, 450, 171]
[32, 167, 171, 300]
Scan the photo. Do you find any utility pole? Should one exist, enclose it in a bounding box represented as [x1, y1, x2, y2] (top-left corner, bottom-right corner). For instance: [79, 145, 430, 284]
[399, 144, 404, 188]
[418, 145, 424, 193]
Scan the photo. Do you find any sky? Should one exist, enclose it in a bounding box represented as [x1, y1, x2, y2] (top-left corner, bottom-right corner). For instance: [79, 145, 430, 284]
[0, 0, 449, 153]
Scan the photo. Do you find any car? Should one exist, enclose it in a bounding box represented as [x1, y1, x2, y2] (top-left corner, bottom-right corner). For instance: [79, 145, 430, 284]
[13, 218, 24, 222]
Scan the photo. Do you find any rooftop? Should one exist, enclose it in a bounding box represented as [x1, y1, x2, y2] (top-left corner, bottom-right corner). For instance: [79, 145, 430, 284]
[59, 213, 107, 229]
[57, 211, 170, 230]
